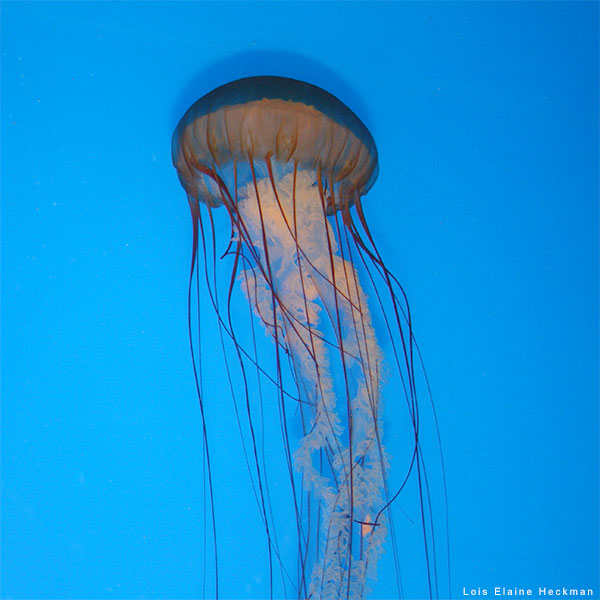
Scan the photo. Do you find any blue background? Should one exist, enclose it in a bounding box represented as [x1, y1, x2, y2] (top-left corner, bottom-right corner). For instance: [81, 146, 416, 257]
[2, 2, 598, 599]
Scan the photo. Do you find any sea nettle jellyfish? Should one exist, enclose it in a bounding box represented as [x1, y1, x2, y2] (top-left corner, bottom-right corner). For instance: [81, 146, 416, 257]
[172, 76, 443, 600]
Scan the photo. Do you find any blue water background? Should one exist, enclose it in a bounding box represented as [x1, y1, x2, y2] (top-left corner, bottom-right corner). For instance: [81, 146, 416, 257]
[2, 2, 598, 599]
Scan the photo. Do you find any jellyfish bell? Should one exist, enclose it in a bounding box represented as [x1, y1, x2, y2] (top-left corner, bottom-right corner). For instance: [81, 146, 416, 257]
[172, 76, 445, 600]
[173, 76, 377, 211]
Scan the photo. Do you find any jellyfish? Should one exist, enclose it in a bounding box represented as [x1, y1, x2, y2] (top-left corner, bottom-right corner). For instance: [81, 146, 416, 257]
[172, 76, 444, 600]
